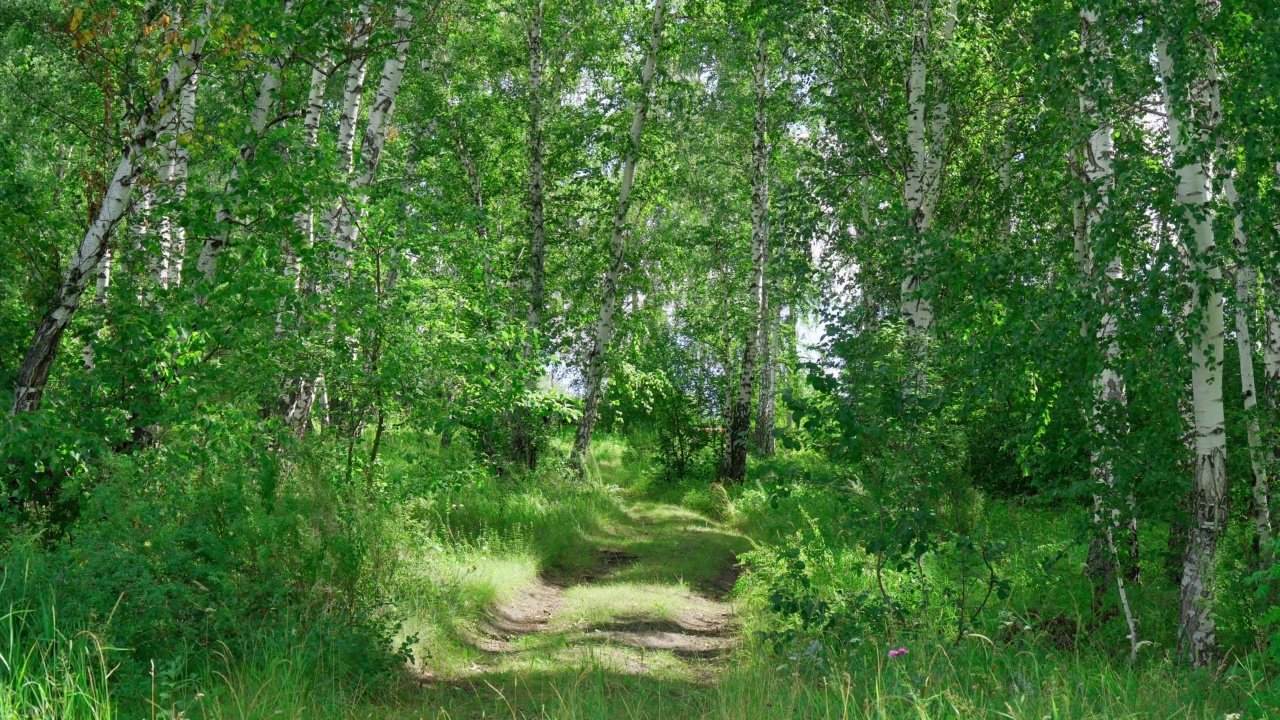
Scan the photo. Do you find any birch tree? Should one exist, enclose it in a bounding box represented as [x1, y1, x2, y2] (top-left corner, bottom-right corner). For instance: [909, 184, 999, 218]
[333, 5, 413, 260]
[515, 0, 548, 469]
[720, 26, 771, 484]
[900, 0, 957, 392]
[1157, 10, 1228, 667]
[1077, 4, 1139, 661]
[154, 41, 200, 290]
[1223, 175, 1271, 552]
[753, 296, 779, 456]
[194, 4, 293, 292]
[11, 9, 214, 414]
[569, 0, 667, 473]
[1266, 166, 1280, 414]
[281, 58, 333, 435]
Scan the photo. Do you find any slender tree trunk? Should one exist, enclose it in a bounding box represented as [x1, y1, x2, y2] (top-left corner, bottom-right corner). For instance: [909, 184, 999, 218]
[195, 24, 289, 292]
[282, 58, 331, 436]
[754, 295, 779, 455]
[569, 0, 667, 473]
[333, 5, 412, 258]
[1224, 177, 1271, 552]
[1158, 27, 1227, 668]
[720, 28, 771, 483]
[319, 4, 373, 264]
[900, 0, 956, 391]
[1265, 161, 1280, 409]
[338, 7, 373, 174]
[516, 0, 548, 469]
[82, 248, 113, 370]
[155, 48, 200, 291]
[1078, 5, 1140, 662]
[11, 16, 211, 413]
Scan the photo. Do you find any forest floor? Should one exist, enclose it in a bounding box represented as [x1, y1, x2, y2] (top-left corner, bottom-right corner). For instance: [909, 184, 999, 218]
[399, 500, 752, 718]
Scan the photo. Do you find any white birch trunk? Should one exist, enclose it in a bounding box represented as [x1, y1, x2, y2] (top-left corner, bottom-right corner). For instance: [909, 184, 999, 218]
[318, 5, 373, 263]
[154, 41, 201, 291]
[1224, 176, 1271, 550]
[82, 247, 113, 370]
[569, 0, 667, 471]
[332, 6, 412, 259]
[12, 14, 212, 413]
[1158, 27, 1227, 668]
[900, 0, 957, 390]
[754, 292, 779, 455]
[1078, 5, 1140, 661]
[720, 27, 771, 483]
[526, 0, 547, 349]
[338, 6, 373, 174]
[290, 55, 331, 283]
[281, 59, 330, 436]
[513, 1, 548, 469]
[1267, 163, 1280, 446]
[195, 23, 289, 291]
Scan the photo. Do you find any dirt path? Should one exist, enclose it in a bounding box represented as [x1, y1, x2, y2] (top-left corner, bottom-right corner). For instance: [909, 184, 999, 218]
[453, 503, 748, 680]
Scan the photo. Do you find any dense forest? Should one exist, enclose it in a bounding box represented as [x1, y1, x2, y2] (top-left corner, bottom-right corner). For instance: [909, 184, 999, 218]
[2, 0, 1280, 716]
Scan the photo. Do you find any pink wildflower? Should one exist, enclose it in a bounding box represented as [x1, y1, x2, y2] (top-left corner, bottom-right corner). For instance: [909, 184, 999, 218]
[888, 647, 908, 659]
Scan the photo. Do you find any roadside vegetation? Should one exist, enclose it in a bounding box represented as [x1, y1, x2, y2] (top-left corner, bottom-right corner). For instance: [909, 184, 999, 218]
[5, 0, 1280, 717]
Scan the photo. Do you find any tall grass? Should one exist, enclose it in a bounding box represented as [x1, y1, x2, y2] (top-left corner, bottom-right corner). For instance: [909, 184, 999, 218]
[0, 602, 114, 719]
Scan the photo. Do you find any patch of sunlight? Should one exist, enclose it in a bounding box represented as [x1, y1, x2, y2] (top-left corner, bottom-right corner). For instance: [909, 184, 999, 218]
[555, 582, 699, 628]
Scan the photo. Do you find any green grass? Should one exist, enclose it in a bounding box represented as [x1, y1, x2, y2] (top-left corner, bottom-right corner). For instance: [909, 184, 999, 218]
[0, 603, 115, 720]
[2, 432, 1271, 719]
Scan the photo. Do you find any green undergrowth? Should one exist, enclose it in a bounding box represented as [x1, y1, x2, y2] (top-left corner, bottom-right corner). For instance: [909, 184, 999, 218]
[0, 431, 1271, 718]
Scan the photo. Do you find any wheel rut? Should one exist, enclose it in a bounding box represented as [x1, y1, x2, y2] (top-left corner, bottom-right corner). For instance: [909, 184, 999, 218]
[451, 505, 746, 679]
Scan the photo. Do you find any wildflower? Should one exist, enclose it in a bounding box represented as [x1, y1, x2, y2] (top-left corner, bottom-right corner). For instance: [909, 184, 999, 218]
[888, 647, 908, 659]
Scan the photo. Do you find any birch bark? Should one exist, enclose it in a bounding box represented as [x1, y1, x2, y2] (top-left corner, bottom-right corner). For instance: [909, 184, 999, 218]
[900, 0, 957, 390]
[720, 26, 771, 483]
[527, 1, 547, 342]
[753, 294, 779, 456]
[333, 5, 412, 258]
[81, 248, 113, 370]
[515, 0, 548, 469]
[1158, 24, 1227, 668]
[11, 13, 213, 413]
[319, 5, 373, 264]
[1078, 5, 1140, 661]
[155, 53, 199, 290]
[1223, 177, 1271, 551]
[1267, 163, 1280, 447]
[569, 0, 667, 472]
[281, 58, 331, 436]
[195, 18, 289, 291]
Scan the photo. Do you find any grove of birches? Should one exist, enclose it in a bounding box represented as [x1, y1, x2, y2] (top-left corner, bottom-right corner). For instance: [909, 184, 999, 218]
[5, 0, 1280, 717]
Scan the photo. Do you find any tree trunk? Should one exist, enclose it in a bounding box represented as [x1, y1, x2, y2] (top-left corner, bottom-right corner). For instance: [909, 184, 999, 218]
[754, 297, 779, 455]
[333, 5, 412, 258]
[155, 46, 200, 291]
[1078, 5, 1140, 662]
[1158, 27, 1227, 669]
[81, 248, 113, 370]
[1224, 177, 1271, 553]
[11, 16, 211, 413]
[321, 4, 373, 264]
[517, 0, 548, 470]
[720, 27, 771, 484]
[281, 57, 331, 437]
[569, 0, 667, 473]
[195, 29, 288, 291]
[900, 0, 956, 391]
